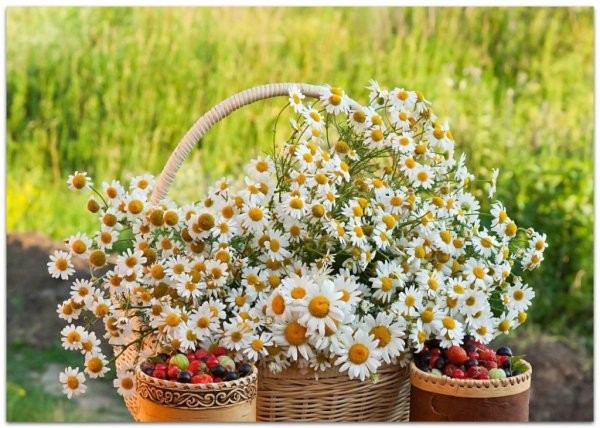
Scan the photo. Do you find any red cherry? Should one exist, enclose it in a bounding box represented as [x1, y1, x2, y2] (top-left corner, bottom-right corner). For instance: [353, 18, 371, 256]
[154, 363, 167, 372]
[429, 355, 440, 369]
[430, 348, 441, 357]
[195, 349, 209, 360]
[167, 365, 181, 380]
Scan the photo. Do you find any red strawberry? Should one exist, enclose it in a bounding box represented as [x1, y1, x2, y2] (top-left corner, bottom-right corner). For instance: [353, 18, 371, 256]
[478, 348, 496, 361]
[444, 363, 458, 377]
[452, 368, 466, 379]
[481, 360, 498, 370]
[495, 355, 510, 366]
[188, 360, 202, 375]
[446, 346, 468, 365]
[206, 355, 219, 369]
[191, 373, 213, 384]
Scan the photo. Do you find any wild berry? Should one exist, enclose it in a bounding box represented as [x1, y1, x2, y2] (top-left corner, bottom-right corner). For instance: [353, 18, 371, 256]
[224, 371, 239, 381]
[452, 368, 466, 379]
[496, 346, 513, 357]
[238, 363, 253, 377]
[211, 364, 227, 378]
[434, 356, 446, 371]
[177, 371, 192, 383]
[464, 358, 478, 370]
[446, 346, 468, 365]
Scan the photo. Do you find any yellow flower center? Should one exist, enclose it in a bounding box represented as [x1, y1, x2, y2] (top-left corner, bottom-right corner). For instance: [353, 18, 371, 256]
[505, 222, 517, 236]
[235, 295, 246, 306]
[404, 157, 416, 169]
[353, 110, 366, 123]
[370, 326, 391, 348]
[398, 111, 408, 121]
[67, 331, 81, 343]
[353, 226, 364, 238]
[67, 375, 79, 389]
[87, 357, 103, 373]
[421, 309, 434, 323]
[440, 230, 452, 244]
[473, 266, 486, 280]
[513, 290, 524, 301]
[56, 258, 68, 271]
[198, 213, 215, 231]
[94, 303, 109, 318]
[197, 317, 210, 329]
[309, 111, 321, 122]
[128, 199, 143, 214]
[120, 377, 134, 390]
[417, 171, 429, 182]
[308, 296, 330, 318]
[498, 210, 508, 224]
[518, 311, 528, 323]
[535, 239, 545, 251]
[72, 174, 87, 189]
[329, 94, 342, 106]
[477, 325, 488, 335]
[271, 295, 286, 315]
[414, 246, 426, 259]
[397, 90, 409, 101]
[405, 294, 416, 306]
[231, 331, 243, 342]
[348, 344, 369, 364]
[71, 240, 87, 254]
[251, 339, 264, 351]
[312, 204, 325, 218]
[481, 236, 493, 248]
[248, 207, 263, 222]
[382, 214, 396, 229]
[284, 322, 307, 346]
[427, 278, 438, 291]
[89, 250, 106, 268]
[442, 316, 456, 330]
[390, 196, 403, 207]
[433, 127, 444, 140]
[371, 129, 384, 142]
[381, 277, 393, 292]
[165, 313, 180, 327]
[498, 320, 511, 332]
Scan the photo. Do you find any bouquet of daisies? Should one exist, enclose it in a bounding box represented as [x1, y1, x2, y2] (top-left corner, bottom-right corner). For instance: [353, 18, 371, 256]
[49, 81, 546, 399]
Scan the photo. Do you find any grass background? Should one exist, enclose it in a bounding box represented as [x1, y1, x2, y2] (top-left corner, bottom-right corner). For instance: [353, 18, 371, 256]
[5, 6, 594, 421]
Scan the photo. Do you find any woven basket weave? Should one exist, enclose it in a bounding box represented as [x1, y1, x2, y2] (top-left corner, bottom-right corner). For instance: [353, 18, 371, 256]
[258, 363, 411, 421]
[112, 83, 410, 421]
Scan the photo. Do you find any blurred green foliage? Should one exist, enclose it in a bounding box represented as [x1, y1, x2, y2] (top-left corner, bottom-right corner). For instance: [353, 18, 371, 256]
[6, 7, 593, 351]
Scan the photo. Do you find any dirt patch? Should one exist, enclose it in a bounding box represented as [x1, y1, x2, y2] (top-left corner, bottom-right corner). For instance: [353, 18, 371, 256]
[6, 231, 594, 421]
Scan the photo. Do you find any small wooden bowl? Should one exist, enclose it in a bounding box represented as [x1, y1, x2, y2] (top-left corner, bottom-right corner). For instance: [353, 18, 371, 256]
[409, 360, 532, 421]
[135, 365, 258, 422]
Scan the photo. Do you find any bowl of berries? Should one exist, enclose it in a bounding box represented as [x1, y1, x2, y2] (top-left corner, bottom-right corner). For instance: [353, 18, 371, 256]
[409, 338, 532, 421]
[135, 348, 258, 422]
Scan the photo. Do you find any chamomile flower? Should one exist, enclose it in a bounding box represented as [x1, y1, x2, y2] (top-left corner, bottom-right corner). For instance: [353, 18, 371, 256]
[472, 228, 498, 258]
[67, 171, 93, 191]
[79, 331, 102, 356]
[297, 280, 345, 336]
[346, 218, 369, 250]
[239, 203, 270, 233]
[113, 368, 136, 398]
[288, 85, 305, 113]
[462, 258, 493, 290]
[332, 274, 362, 309]
[334, 328, 381, 381]
[116, 248, 147, 277]
[130, 173, 155, 193]
[389, 87, 417, 110]
[393, 285, 424, 318]
[436, 314, 464, 347]
[370, 260, 404, 303]
[362, 313, 406, 364]
[61, 324, 86, 351]
[95, 228, 119, 250]
[244, 331, 273, 362]
[505, 280, 535, 312]
[303, 107, 325, 130]
[271, 316, 314, 361]
[57, 299, 82, 323]
[84, 353, 110, 379]
[189, 303, 220, 339]
[60, 367, 87, 398]
[175, 273, 203, 300]
[320, 86, 350, 115]
[48, 250, 75, 280]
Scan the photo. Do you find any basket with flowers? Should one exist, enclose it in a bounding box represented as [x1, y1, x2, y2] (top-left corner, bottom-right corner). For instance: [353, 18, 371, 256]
[49, 81, 545, 422]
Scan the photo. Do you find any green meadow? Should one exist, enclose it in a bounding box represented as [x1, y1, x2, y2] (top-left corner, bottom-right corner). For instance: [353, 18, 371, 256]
[6, 9, 594, 417]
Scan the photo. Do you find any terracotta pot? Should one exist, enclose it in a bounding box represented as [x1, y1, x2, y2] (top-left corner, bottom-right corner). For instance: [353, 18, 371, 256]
[409, 361, 532, 422]
[135, 365, 257, 422]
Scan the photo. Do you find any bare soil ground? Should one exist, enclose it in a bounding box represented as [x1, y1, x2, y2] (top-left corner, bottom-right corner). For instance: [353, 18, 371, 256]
[6, 231, 593, 421]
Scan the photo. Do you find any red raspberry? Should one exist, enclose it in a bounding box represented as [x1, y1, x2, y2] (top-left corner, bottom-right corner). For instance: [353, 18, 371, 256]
[476, 368, 490, 380]
[186, 352, 196, 361]
[444, 363, 458, 377]
[465, 366, 482, 379]
[447, 346, 468, 365]
[195, 349, 209, 360]
[213, 346, 228, 357]
[452, 369, 466, 379]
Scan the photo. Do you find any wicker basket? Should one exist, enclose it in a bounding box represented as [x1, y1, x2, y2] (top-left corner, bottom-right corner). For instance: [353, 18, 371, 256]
[257, 363, 410, 421]
[135, 365, 257, 422]
[409, 361, 532, 421]
[111, 83, 411, 421]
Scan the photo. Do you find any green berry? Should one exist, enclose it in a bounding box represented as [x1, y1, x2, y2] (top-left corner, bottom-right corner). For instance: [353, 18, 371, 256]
[430, 368, 443, 377]
[171, 354, 190, 371]
[489, 368, 507, 379]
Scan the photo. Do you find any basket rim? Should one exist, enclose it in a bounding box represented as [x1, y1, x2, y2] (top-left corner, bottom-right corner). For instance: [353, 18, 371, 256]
[409, 360, 532, 398]
[136, 362, 258, 392]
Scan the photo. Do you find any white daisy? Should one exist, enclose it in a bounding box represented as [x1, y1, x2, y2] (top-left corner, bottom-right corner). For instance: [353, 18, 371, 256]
[115, 248, 147, 277]
[297, 280, 345, 336]
[59, 366, 87, 398]
[84, 353, 110, 379]
[47, 250, 75, 280]
[67, 171, 93, 191]
[288, 85, 306, 113]
[271, 316, 314, 361]
[244, 331, 273, 362]
[334, 328, 381, 381]
[56, 299, 81, 323]
[362, 313, 406, 364]
[113, 368, 136, 398]
[61, 324, 86, 351]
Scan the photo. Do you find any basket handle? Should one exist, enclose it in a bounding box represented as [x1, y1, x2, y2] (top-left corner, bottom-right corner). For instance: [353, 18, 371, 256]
[150, 82, 330, 204]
